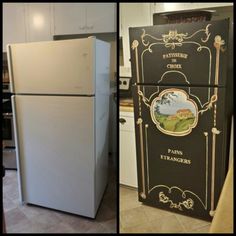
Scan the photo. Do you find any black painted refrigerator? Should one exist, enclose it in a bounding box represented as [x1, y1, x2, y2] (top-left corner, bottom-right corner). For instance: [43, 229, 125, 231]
[129, 19, 232, 221]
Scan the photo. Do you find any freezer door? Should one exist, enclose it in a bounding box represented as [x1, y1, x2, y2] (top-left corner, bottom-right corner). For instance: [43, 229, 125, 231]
[132, 85, 230, 221]
[12, 95, 96, 217]
[7, 38, 95, 95]
[129, 19, 229, 87]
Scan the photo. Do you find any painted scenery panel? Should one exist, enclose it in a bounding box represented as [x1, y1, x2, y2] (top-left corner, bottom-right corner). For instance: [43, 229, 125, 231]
[151, 89, 198, 136]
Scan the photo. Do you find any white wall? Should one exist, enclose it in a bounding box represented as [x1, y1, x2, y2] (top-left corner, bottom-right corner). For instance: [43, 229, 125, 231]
[154, 3, 233, 13]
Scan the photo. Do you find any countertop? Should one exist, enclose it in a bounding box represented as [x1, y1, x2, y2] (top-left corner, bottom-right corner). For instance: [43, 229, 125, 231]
[120, 98, 134, 112]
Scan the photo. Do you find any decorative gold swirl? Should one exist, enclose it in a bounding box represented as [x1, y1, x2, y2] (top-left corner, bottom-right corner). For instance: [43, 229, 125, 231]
[141, 24, 211, 49]
[198, 95, 217, 115]
[159, 192, 194, 211]
[131, 40, 139, 50]
[138, 90, 151, 107]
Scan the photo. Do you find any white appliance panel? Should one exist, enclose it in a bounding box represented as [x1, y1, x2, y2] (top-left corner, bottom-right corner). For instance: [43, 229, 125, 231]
[12, 95, 96, 217]
[8, 38, 95, 95]
[94, 40, 110, 211]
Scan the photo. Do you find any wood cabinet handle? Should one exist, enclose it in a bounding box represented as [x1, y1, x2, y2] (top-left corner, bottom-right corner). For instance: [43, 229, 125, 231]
[119, 118, 126, 124]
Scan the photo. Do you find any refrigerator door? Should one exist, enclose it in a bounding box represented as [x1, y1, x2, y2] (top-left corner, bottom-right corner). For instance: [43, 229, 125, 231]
[12, 95, 96, 218]
[7, 38, 95, 95]
[132, 85, 229, 221]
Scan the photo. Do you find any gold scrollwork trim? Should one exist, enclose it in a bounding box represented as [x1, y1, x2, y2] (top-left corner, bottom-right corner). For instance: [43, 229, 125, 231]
[214, 35, 225, 87]
[158, 70, 212, 109]
[131, 40, 139, 50]
[159, 191, 194, 211]
[198, 95, 217, 115]
[140, 43, 212, 104]
[141, 29, 162, 46]
[140, 26, 213, 103]
[137, 118, 146, 199]
[132, 40, 140, 84]
[204, 132, 209, 210]
[185, 24, 211, 42]
[162, 30, 188, 49]
[214, 35, 225, 50]
[210, 127, 221, 215]
[209, 35, 225, 216]
[145, 124, 150, 193]
[140, 192, 146, 199]
[149, 185, 207, 209]
[141, 24, 211, 49]
[137, 70, 212, 113]
[138, 90, 151, 107]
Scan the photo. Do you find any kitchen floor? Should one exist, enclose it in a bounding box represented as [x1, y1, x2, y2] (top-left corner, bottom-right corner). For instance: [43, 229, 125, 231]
[120, 186, 211, 233]
[3, 156, 117, 233]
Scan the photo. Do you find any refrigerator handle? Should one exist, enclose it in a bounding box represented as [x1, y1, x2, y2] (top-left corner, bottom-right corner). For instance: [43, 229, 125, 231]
[11, 95, 24, 204]
[6, 44, 14, 93]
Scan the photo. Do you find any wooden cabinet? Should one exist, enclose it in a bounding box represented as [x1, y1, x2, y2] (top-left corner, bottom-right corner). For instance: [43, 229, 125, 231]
[26, 3, 53, 42]
[3, 3, 26, 52]
[53, 3, 86, 35]
[86, 3, 116, 33]
[120, 3, 152, 68]
[53, 3, 116, 35]
[3, 3, 53, 51]
[119, 110, 138, 188]
[3, 3, 116, 52]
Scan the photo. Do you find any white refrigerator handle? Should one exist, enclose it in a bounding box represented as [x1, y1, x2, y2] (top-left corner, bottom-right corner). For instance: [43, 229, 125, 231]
[7, 44, 14, 93]
[11, 95, 24, 204]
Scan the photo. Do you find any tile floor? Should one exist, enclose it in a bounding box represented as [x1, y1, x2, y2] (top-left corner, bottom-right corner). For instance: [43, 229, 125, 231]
[3, 157, 117, 233]
[120, 186, 212, 233]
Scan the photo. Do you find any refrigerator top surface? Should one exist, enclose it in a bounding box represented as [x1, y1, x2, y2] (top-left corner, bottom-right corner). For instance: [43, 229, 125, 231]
[7, 38, 99, 95]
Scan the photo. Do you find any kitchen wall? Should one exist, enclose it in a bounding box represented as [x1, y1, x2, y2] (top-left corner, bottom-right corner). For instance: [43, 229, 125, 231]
[153, 3, 233, 13]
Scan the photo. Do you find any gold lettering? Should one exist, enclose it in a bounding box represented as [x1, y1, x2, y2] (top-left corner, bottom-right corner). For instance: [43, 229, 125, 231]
[159, 154, 191, 165]
[162, 53, 188, 59]
[167, 64, 182, 69]
[167, 149, 183, 155]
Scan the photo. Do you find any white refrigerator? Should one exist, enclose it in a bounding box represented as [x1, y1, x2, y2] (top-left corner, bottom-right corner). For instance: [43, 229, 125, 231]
[7, 38, 110, 218]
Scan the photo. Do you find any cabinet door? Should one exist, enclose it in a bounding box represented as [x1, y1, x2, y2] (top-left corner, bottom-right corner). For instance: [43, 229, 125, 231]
[3, 3, 26, 52]
[53, 3, 86, 35]
[119, 112, 138, 188]
[86, 3, 116, 33]
[120, 3, 151, 68]
[26, 3, 52, 42]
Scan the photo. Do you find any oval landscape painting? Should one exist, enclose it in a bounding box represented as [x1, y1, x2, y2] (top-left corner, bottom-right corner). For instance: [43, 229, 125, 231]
[150, 89, 198, 136]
